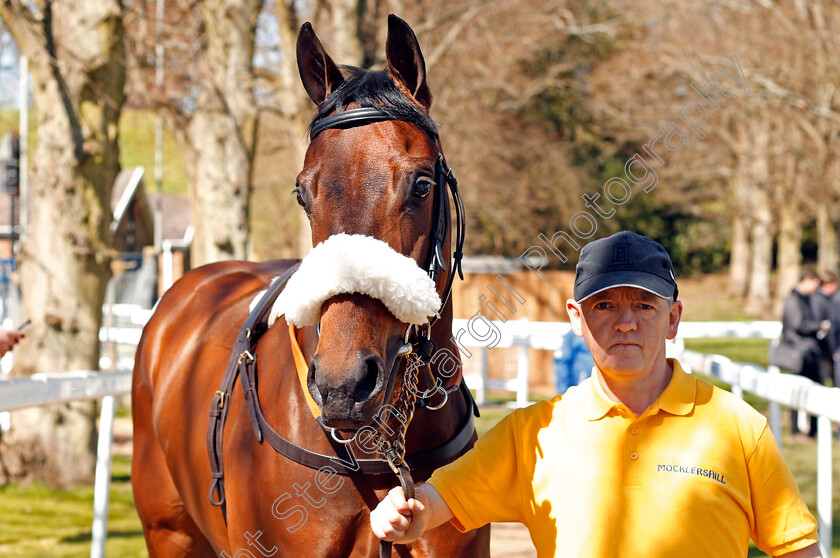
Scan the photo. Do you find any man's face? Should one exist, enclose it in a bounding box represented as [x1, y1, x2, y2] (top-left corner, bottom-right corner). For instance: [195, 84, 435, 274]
[800, 277, 821, 295]
[567, 287, 682, 379]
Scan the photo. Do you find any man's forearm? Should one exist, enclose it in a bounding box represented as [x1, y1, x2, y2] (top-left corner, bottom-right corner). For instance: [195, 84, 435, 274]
[415, 483, 455, 532]
[778, 542, 821, 558]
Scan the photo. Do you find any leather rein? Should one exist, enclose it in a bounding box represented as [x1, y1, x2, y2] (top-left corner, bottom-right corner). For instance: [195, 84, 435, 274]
[206, 107, 478, 550]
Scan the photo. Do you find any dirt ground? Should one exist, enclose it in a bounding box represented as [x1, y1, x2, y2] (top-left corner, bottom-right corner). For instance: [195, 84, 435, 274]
[489, 523, 537, 557]
[113, 417, 538, 556]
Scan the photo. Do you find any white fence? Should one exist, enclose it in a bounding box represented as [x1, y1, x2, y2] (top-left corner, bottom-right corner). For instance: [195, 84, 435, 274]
[0, 303, 145, 558]
[0, 371, 132, 558]
[0, 317, 836, 557]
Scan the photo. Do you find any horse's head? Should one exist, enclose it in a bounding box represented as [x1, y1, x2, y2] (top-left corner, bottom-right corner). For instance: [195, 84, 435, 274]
[278, 16, 460, 429]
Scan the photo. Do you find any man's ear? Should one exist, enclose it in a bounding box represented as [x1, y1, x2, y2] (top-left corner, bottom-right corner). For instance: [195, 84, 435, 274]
[566, 299, 584, 337]
[666, 300, 683, 340]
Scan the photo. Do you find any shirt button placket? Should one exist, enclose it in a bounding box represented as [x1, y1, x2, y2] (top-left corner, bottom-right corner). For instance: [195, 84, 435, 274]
[625, 423, 642, 486]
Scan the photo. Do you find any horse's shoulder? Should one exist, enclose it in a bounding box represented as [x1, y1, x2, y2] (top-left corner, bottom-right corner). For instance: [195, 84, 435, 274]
[137, 259, 300, 373]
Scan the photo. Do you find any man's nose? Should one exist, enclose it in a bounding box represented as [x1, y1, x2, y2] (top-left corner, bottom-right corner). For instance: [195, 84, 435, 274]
[614, 305, 637, 332]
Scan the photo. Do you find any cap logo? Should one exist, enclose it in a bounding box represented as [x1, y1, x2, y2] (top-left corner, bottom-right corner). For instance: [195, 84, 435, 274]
[610, 243, 631, 266]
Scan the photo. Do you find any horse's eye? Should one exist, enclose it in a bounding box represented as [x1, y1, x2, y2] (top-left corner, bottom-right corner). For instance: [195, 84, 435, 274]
[414, 179, 433, 199]
[294, 187, 306, 208]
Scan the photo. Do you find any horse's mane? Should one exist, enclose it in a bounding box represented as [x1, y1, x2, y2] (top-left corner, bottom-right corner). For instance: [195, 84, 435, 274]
[309, 66, 439, 140]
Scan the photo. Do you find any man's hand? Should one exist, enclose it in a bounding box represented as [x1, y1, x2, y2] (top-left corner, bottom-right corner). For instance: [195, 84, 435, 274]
[0, 327, 24, 357]
[370, 485, 427, 543]
[370, 483, 454, 544]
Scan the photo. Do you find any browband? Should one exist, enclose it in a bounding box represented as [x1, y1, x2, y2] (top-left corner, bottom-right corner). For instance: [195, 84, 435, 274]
[310, 107, 439, 140]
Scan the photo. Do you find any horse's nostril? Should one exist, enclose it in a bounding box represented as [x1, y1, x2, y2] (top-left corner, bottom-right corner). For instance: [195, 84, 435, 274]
[353, 356, 380, 402]
[308, 360, 325, 405]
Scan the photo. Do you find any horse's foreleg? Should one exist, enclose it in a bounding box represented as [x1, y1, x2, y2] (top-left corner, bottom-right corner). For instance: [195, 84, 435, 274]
[132, 372, 216, 557]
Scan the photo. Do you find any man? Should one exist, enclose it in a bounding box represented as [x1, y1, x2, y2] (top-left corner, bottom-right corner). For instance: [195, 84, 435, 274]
[0, 326, 23, 357]
[810, 271, 837, 386]
[780, 269, 830, 437]
[371, 231, 820, 558]
[810, 270, 840, 390]
[553, 328, 593, 394]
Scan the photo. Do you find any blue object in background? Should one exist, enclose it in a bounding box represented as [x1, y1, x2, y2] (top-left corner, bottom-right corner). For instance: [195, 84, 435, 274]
[554, 331, 594, 394]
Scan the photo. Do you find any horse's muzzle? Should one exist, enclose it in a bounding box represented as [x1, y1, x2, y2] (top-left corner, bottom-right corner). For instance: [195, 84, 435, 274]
[308, 350, 386, 428]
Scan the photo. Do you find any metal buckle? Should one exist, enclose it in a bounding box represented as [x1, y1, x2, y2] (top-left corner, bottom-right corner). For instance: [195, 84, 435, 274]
[423, 383, 449, 411]
[215, 390, 226, 409]
[329, 427, 357, 445]
[384, 449, 402, 475]
[238, 350, 255, 364]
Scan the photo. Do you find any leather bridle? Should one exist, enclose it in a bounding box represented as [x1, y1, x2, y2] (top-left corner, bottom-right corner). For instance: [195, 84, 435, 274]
[309, 107, 468, 456]
[309, 106, 466, 318]
[206, 107, 477, 556]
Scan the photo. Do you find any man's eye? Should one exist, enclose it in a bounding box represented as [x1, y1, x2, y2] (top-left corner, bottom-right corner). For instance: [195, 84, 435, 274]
[595, 302, 611, 309]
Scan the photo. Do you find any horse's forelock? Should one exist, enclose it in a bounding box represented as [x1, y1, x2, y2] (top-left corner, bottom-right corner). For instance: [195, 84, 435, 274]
[308, 68, 438, 141]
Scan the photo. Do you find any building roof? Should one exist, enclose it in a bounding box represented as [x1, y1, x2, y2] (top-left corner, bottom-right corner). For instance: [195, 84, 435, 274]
[160, 192, 192, 242]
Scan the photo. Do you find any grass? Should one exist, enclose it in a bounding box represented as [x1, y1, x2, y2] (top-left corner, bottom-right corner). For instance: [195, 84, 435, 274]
[0, 456, 144, 557]
[678, 274, 758, 321]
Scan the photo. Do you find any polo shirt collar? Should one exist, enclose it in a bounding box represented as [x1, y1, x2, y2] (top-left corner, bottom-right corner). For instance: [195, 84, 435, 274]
[583, 359, 696, 421]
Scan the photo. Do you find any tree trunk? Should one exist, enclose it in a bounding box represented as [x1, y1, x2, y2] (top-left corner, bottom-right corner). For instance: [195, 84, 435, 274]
[728, 209, 750, 298]
[274, 1, 316, 257]
[186, 0, 262, 266]
[329, 0, 364, 63]
[745, 200, 774, 317]
[186, 108, 252, 265]
[0, 0, 126, 487]
[775, 199, 802, 316]
[742, 119, 773, 317]
[815, 201, 838, 272]
[273, 1, 368, 257]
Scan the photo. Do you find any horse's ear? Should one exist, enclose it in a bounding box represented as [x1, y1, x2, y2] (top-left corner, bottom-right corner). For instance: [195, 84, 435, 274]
[385, 15, 432, 110]
[296, 22, 344, 105]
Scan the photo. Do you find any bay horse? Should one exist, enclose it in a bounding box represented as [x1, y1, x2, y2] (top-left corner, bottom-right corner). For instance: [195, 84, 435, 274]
[132, 15, 491, 558]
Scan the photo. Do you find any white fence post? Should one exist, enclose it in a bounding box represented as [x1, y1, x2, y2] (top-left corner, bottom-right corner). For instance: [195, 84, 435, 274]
[90, 394, 116, 558]
[817, 415, 832, 558]
[767, 365, 783, 443]
[477, 346, 487, 405]
[516, 343, 529, 408]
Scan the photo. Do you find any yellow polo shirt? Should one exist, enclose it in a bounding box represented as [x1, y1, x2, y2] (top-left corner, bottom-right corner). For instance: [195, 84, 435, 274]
[428, 360, 817, 557]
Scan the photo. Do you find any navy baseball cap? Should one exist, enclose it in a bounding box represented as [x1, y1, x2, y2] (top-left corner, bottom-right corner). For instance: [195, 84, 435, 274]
[574, 231, 678, 303]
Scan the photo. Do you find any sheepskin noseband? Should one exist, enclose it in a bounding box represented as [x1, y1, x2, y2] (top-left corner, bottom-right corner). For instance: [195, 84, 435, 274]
[268, 233, 441, 328]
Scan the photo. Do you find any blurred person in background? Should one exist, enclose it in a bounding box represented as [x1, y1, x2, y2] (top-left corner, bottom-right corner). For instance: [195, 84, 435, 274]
[779, 269, 830, 438]
[553, 328, 594, 394]
[810, 271, 838, 386]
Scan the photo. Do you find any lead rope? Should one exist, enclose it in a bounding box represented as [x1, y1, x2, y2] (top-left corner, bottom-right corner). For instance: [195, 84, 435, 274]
[377, 348, 424, 558]
[377, 156, 464, 557]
